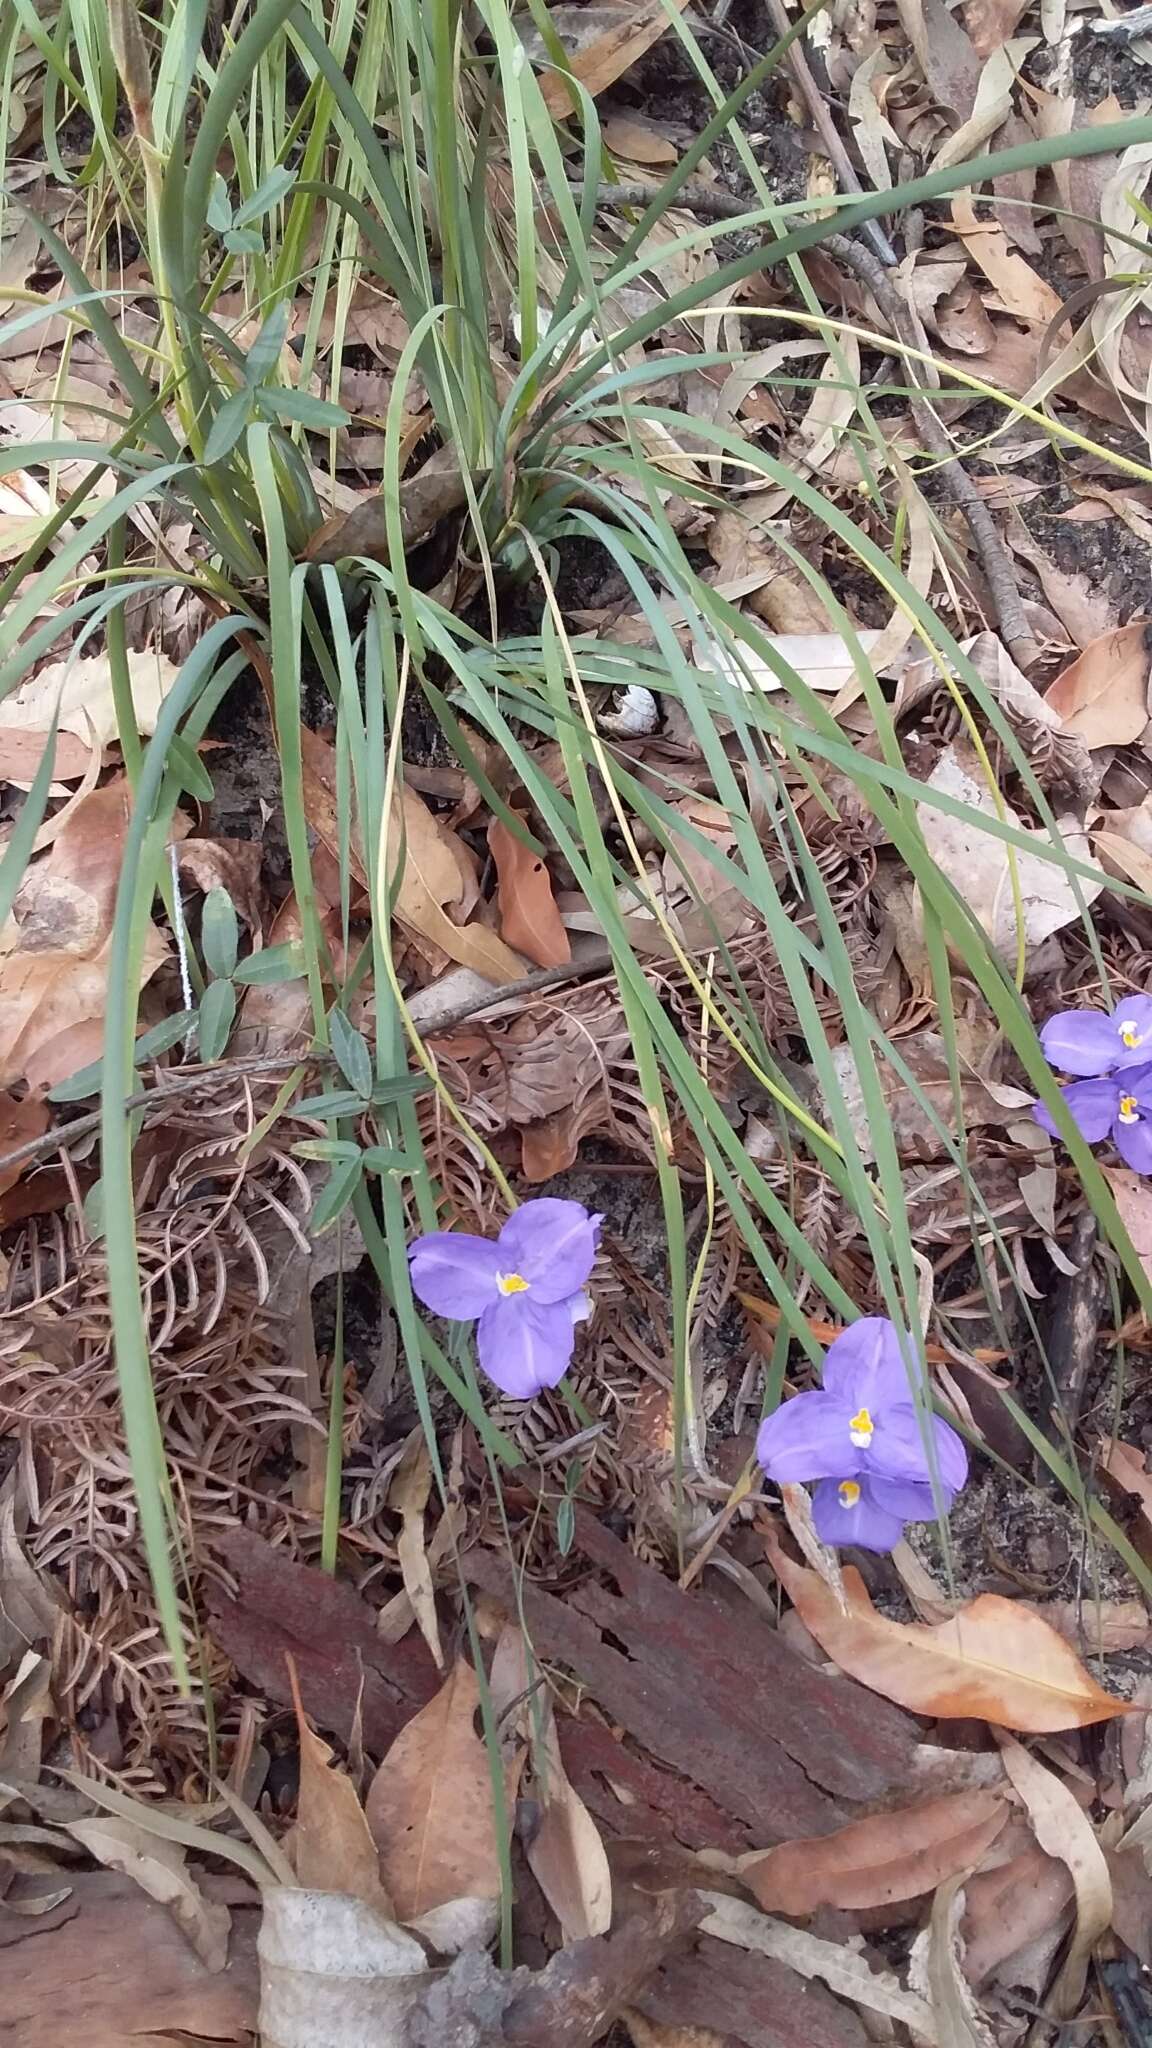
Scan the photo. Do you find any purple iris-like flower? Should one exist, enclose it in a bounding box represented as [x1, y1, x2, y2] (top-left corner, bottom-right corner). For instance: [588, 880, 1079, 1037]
[1033, 1061, 1152, 1174]
[755, 1317, 968, 1553]
[1040, 996, 1152, 1077]
[809, 1474, 948, 1553]
[407, 1198, 602, 1399]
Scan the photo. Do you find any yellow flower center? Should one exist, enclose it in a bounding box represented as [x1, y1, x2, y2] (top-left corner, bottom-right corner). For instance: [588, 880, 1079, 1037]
[1119, 1095, 1141, 1126]
[1121, 1022, 1145, 1048]
[497, 1271, 530, 1295]
[838, 1480, 862, 1510]
[848, 1406, 874, 1448]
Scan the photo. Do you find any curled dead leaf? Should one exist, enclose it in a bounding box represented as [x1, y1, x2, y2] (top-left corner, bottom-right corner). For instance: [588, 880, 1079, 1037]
[742, 1789, 1009, 1916]
[288, 1661, 394, 1916]
[526, 1700, 613, 1943]
[527, 0, 691, 120]
[763, 1521, 1130, 1731]
[487, 813, 570, 969]
[995, 1731, 1111, 2016]
[1044, 621, 1152, 747]
[365, 1657, 522, 1920]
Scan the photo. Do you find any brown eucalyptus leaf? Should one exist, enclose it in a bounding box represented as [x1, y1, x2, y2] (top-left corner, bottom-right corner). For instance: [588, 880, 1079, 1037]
[528, 0, 691, 118]
[388, 785, 524, 984]
[487, 813, 570, 969]
[995, 1732, 1111, 2016]
[0, 779, 172, 1090]
[366, 1658, 521, 1918]
[526, 1705, 612, 1942]
[289, 1664, 394, 1914]
[64, 1818, 231, 1974]
[742, 1790, 1008, 1915]
[961, 1845, 1074, 1988]
[1045, 621, 1152, 746]
[763, 1522, 1130, 1730]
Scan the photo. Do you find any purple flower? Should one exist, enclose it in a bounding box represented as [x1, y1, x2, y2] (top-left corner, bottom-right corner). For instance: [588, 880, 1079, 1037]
[1033, 1062, 1152, 1174]
[809, 1474, 948, 1553]
[1041, 996, 1152, 1077]
[407, 1198, 602, 1399]
[756, 1317, 967, 1553]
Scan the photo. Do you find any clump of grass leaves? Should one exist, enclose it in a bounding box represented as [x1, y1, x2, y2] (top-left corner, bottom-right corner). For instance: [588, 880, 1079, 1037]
[5, 0, 1152, 1681]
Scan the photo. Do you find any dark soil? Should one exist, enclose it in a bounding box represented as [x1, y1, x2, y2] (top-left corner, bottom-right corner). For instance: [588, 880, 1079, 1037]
[202, 669, 293, 886]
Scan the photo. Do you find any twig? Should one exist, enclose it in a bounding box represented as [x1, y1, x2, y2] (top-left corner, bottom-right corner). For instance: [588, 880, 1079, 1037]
[0, 952, 617, 1181]
[0, 1055, 322, 1179]
[825, 231, 1041, 671]
[412, 945, 615, 1036]
[758, 0, 898, 269]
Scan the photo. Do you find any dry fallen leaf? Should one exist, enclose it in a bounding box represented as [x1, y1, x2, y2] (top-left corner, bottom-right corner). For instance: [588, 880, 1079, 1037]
[387, 785, 525, 985]
[950, 191, 1063, 324]
[961, 1844, 1074, 1989]
[909, 1876, 998, 2048]
[0, 649, 178, 751]
[300, 729, 524, 986]
[288, 1661, 395, 1916]
[526, 1697, 613, 1943]
[528, 0, 691, 118]
[699, 1892, 936, 2034]
[1101, 1168, 1152, 1298]
[603, 113, 679, 165]
[763, 1521, 1130, 1731]
[698, 630, 882, 698]
[65, 1817, 231, 1973]
[742, 1789, 1008, 1915]
[0, 728, 94, 784]
[0, 779, 173, 1091]
[825, 1026, 1032, 1165]
[995, 1731, 1111, 2015]
[915, 741, 1103, 963]
[487, 813, 570, 970]
[366, 1656, 520, 1919]
[1044, 621, 1152, 746]
[391, 1429, 444, 1673]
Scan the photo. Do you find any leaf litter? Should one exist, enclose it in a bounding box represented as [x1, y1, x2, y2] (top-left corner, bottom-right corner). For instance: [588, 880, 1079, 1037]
[10, 0, 1152, 2040]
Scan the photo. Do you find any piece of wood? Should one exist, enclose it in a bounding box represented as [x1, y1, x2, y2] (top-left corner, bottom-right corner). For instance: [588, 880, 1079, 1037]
[470, 1509, 918, 1846]
[207, 1527, 440, 1754]
[4, 1870, 259, 2047]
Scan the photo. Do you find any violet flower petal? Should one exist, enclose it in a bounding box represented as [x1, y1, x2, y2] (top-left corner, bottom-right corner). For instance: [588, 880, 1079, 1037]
[1114, 1108, 1152, 1174]
[475, 1293, 576, 1397]
[1112, 996, 1152, 1065]
[1034, 1076, 1118, 1145]
[407, 1232, 503, 1318]
[756, 1390, 858, 1484]
[1040, 1010, 1128, 1077]
[866, 1404, 968, 1491]
[811, 1477, 905, 1552]
[821, 1316, 918, 1410]
[497, 1198, 602, 1302]
[868, 1474, 946, 1520]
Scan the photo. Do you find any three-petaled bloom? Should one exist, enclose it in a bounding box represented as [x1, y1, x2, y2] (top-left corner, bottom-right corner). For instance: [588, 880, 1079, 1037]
[1034, 995, 1152, 1173]
[755, 1317, 968, 1552]
[407, 1198, 601, 1399]
[1040, 996, 1152, 1077]
[1034, 1064, 1152, 1174]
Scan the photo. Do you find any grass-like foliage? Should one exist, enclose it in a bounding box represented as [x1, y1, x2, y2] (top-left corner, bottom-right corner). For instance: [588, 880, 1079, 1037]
[5, 0, 1152, 1678]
